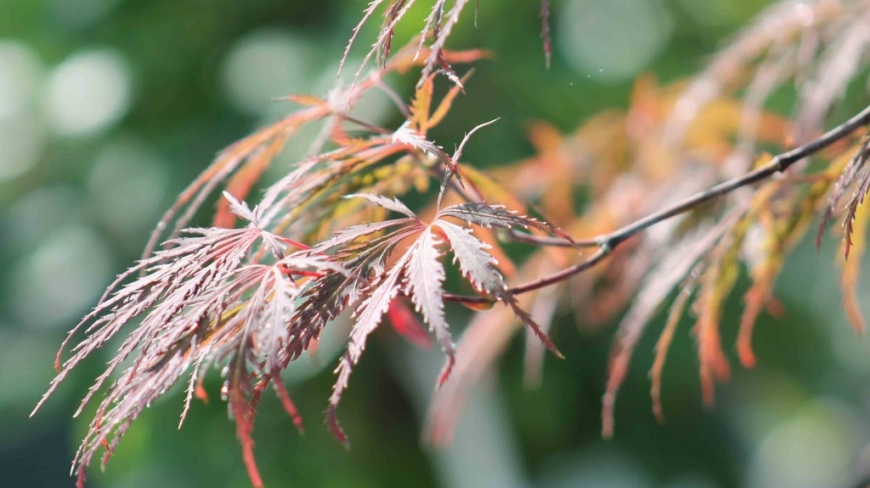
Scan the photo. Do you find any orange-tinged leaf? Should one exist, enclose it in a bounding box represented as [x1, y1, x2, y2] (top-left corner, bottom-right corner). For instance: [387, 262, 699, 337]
[144, 101, 331, 258]
[214, 130, 292, 228]
[650, 286, 692, 423]
[735, 185, 779, 369]
[410, 75, 435, 133]
[527, 121, 564, 159]
[282, 93, 327, 106]
[195, 376, 209, 404]
[460, 165, 529, 213]
[694, 232, 742, 406]
[696, 282, 732, 406]
[458, 299, 495, 311]
[601, 220, 735, 437]
[841, 197, 870, 333]
[817, 142, 866, 249]
[427, 70, 474, 130]
[439, 48, 492, 64]
[738, 266, 777, 369]
[626, 74, 671, 147]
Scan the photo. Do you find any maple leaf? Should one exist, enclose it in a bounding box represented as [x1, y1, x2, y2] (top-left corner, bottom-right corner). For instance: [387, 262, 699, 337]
[438, 201, 551, 232]
[817, 136, 870, 250]
[320, 194, 562, 444]
[33, 192, 352, 487]
[35, 3, 870, 486]
[405, 228, 454, 384]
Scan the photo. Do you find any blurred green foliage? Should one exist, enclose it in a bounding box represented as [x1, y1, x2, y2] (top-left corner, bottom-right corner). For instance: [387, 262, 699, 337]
[2, 1, 870, 487]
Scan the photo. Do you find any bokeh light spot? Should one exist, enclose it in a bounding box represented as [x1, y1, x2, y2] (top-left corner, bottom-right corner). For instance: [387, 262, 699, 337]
[9, 224, 114, 329]
[557, 0, 674, 83]
[88, 138, 168, 237]
[747, 399, 861, 488]
[44, 49, 133, 137]
[0, 40, 44, 121]
[0, 115, 44, 181]
[221, 30, 314, 116]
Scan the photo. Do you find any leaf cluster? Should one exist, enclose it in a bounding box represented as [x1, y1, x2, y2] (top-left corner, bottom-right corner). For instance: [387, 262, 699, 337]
[33, 1, 870, 487]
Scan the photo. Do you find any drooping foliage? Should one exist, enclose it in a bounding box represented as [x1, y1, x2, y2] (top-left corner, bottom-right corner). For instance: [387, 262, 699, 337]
[32, 0, 870, 486]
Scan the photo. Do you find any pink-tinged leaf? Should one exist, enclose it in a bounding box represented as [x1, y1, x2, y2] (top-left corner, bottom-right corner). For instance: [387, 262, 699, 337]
[505, 294, 563, 360]
[179, 351, 208, 429]
[471, 226, 518, 279]
[436, 118, 499, 200]
[388, 297, 432, 349]
[451, 118, 499, 165]
[344, 0, 419, 91]
[36, 225, 265, 419]
[419, 0, 473, 84]
[522, 274, 562, 388]
[843, 170, 870, 259]
[380, 0, 409, 64]
[434, 219, 505, 296]
[392, 123, 458, 174]
[415, 0, 447, 62]
[34, 222, 341, 484]
[222, 191, 257, 224]
[346, 193, 418, 218]
[317, 218, 420, 251]
[258, 268, 300, 372]
[438, 201, 548, 232]
[435, 48, 463, 89]
[142, 100, 331, 261]
[230, 382, 263, 488]
[405, 228, 455, 384]
[272, 368, 304, 434]
[328, 250, 413, 445]
[816, 138, 870, 249]
[436, 219, 561, 362]
[326, 405, 349, 449]
[540, 0, 552, 69]
[339, 0, 388, 77]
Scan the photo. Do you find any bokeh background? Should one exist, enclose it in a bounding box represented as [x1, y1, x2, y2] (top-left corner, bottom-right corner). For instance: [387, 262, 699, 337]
[2, 0, 870, 487]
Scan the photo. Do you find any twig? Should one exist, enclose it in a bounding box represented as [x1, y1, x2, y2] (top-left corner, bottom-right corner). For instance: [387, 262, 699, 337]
[444, 103, 870, 304]
[507, 229, 598, 247]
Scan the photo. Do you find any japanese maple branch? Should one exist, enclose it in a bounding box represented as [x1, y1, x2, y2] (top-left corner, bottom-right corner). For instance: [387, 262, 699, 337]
[445, 103, 870, 304]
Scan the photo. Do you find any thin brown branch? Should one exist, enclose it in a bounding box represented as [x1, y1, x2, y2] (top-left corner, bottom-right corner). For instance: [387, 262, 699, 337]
[507, 229, 598, 247]
[603, 103, 870, 248]
[444, 103, 870, 304]
[444, 247, 609, 304]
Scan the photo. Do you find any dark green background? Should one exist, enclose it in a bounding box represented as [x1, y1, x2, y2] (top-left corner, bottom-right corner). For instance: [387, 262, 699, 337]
[1, 1, 868, 487]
